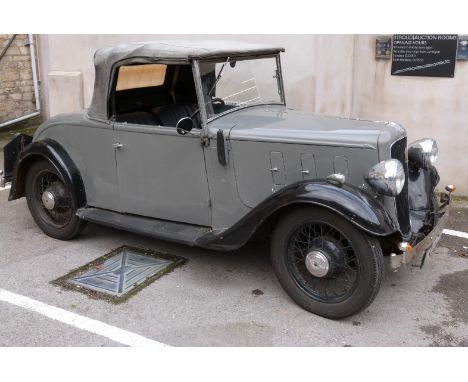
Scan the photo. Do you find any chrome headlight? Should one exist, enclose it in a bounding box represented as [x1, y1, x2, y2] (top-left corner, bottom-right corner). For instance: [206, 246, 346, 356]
[408, 138, 438, 169]
[365, 159, 405, 196]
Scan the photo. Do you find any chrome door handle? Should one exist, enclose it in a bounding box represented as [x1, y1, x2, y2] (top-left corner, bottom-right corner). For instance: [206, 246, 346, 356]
[112, 142, 123, 149]
[301, 170, 310, 174]
[270, 167, 278, 172]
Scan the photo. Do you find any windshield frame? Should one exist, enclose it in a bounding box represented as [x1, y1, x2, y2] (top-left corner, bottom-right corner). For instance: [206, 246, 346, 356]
[193, 53, 286, 132]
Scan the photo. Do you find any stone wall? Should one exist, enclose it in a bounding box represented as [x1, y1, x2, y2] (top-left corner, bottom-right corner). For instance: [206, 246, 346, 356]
[0, 34, 40, 126]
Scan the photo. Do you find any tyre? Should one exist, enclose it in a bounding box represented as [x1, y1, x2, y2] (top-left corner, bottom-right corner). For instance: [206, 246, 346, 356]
[271, 206, 384, 319]
[25, 160, 86, 240]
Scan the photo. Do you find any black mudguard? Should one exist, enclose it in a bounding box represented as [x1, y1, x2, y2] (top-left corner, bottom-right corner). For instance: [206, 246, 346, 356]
[8, 139, 86, 208]
[197, 181, 398, 251]
[3, 134, 33, 181]
[408, 165, 440, 235]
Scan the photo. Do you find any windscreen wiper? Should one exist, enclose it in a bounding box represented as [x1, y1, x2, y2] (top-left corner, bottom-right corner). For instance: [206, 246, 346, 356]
[208, 57, 230, 97]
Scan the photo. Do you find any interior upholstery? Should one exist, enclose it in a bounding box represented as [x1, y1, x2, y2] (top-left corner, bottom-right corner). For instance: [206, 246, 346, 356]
[113, 64, 201, 128]
[115, 111, 161, 126]
[153, 102, 201, 129]
[114, 103, 201, 128]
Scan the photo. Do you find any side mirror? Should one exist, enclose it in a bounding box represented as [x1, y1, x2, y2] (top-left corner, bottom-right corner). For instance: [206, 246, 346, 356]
[176, 117, 194, 135]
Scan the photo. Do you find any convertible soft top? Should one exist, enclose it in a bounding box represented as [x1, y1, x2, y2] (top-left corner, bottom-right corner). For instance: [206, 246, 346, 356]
[88, 40, 285, 120]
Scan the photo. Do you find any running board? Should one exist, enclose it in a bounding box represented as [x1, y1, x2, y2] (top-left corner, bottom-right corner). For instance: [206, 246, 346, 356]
[76, 207, 212, 246]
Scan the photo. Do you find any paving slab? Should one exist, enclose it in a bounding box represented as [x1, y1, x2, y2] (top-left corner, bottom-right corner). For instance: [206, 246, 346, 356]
[0, 188, 467, 346]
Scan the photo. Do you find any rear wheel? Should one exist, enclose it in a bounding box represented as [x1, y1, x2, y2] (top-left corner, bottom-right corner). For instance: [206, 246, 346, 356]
[25, 160, 86, 240]
[271, 206, 384, 319]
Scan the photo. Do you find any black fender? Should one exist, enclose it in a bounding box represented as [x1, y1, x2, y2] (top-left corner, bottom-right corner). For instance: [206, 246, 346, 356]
[3, 134, 33, 181]
[197, 181, 398, 251]
[8, 139, 86, 208]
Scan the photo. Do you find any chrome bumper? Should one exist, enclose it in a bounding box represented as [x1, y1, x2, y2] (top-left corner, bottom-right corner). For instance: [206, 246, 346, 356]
[390, 194, 451, 269]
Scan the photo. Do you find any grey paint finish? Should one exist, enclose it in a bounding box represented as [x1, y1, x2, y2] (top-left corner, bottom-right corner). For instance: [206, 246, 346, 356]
[269, 152, 286, 185]
[300, 154, 317, 180]
[333, 156, 349, 175]
[229, 139, 379, 209]
[204, 145, 250, 231]
[113, 123, 211, 226]
[33, 105, 404, 233]
[31, 44, 408, 236]
[34, 113, 120, 211]
[216, 106, 404, 151]
[205, 105, 404, 215]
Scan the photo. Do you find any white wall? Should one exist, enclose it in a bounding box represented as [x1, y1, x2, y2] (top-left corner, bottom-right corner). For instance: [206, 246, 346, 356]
[37, 34, 468, 194]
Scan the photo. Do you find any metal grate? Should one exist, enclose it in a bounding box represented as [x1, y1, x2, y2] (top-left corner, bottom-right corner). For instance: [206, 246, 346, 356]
[53, 246, 186, 302]
[391, 137, 411, 235]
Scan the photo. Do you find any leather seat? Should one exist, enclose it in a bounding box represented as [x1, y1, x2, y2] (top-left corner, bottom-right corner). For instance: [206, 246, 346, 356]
[115, 111, 161, 126]
[153, 102, 201, 129]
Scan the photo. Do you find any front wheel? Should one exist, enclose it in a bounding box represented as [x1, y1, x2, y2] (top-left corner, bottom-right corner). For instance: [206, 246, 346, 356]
[25, 160, 86, 240]
[271, 207, 384, 319]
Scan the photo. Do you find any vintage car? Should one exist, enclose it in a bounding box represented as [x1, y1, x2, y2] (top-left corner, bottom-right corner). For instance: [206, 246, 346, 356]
[1, 41, 454, 318]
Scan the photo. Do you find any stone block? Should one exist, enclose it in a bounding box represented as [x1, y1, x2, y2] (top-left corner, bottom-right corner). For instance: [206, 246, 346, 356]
[1, 71, 19, 82]
[9, 93, 22, 101]
[22, 92, 35, 101]
[20, 70, 32, 80]
[19, 46, 29, 55]
[5, 46, 20, 55]
[11, 55, 29, 62]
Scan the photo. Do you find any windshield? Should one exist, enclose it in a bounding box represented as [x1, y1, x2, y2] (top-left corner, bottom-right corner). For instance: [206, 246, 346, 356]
[198, 56, 284, 120]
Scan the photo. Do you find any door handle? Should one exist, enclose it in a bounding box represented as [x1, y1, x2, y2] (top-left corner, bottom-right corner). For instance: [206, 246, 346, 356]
[270, 167, 279, 172]
[301, 170, 310, 174]
[112, 142, 123, 149]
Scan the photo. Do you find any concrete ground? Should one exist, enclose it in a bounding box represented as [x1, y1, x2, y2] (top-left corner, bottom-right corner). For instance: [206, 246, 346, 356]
[1, 134, 467, 346]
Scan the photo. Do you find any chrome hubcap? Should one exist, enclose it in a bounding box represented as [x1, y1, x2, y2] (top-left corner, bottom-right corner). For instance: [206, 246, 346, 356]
[41, 190, 56, 210]
[305, 250, 330, 278]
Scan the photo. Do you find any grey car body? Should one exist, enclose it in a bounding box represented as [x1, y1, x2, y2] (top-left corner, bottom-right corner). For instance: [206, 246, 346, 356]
[2, 40, 452, 318]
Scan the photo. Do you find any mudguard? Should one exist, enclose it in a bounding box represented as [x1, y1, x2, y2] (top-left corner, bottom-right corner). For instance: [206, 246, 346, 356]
[8, 139, 86, 208]
[3, 134, 33, 181]
[197, 181, 398, 251]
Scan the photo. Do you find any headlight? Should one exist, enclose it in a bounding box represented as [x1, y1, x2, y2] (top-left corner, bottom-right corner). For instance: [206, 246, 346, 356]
[408, 138, 438, 169]
[365, 159, 405, 196]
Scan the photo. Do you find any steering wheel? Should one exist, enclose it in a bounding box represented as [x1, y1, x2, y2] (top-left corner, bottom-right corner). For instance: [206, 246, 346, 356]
[211, 97, 225, 107]
[190, 98, 225, 120]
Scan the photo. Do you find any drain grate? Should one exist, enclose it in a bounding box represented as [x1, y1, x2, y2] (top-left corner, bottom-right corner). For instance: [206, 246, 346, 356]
[53, 246, 186, 303]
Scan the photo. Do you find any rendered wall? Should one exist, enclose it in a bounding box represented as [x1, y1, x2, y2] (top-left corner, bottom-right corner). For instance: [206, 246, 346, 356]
[37, 34, 468, 194]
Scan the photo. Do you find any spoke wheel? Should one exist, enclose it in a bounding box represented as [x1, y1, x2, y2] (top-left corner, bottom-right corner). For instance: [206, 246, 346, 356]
[287, 222, 359, 304]
[26, 160, 86, 240]
[271, 206, 384, 319]
[33, 170, 73, 228]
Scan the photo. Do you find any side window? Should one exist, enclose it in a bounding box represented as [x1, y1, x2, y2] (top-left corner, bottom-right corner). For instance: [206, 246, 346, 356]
[112, 63, 201, 130]
[116, 64, 167, 91]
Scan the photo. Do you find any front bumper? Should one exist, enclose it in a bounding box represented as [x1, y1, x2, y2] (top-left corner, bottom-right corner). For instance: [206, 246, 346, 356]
[390, 192, 451, 269]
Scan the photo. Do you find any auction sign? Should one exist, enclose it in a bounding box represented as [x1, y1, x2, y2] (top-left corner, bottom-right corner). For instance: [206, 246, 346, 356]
[391, 35, 458, 77]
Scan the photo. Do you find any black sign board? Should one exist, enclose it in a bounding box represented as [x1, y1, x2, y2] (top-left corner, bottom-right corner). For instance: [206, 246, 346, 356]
[391, 35, 458, 77]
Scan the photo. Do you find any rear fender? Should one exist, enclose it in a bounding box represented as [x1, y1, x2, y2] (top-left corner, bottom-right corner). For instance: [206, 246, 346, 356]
[3, 134, 33, 181]
[8, 139, 86, 208]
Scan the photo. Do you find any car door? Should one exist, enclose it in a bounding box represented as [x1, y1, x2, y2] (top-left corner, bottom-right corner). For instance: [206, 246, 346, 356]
[112, 123, 212, 226]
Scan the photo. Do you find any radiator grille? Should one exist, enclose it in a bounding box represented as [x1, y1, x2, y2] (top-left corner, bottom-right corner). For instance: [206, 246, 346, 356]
[391, 137, 411, 235]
